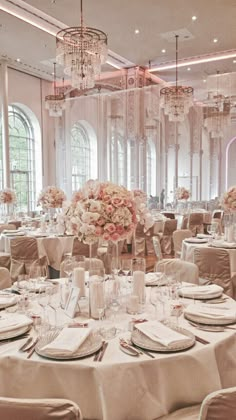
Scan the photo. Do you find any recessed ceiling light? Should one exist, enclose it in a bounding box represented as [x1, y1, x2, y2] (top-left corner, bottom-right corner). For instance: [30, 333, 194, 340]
[51, 72, 55, 75]
[187, 67, 191, 71]
[213, 38, 218, 43]
[203, 79, 206, 83]
[134, 29, 140, 34]
[233, 60, 236, 63]
[16, 58, 21, 62]
[192, 16, 197, 21]
[161, 49, 166, 53]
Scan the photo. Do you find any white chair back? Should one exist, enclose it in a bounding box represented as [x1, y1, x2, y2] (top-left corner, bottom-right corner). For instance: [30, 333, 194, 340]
[0, 397, 82, 420]
[200, 387, 236, 420]
[173, 229, 192, 258]
[156, 258, 199, 284]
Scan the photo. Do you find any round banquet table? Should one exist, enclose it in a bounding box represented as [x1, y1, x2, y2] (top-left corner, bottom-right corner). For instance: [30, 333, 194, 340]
[0, 232, 74, 271]
[181, 239, 236, 273]
[0, 286, 235, 420]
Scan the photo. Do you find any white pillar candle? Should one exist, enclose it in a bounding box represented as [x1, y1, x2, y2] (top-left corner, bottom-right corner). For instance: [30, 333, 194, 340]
[89, 281, 105, 319]
[133, 270, 145, 304]
[73, 267, 86, 297]
[227, 225, 234, 243]
[127, 295, 139, 314]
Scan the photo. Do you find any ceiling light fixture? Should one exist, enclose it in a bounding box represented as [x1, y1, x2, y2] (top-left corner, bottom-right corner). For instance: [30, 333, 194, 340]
[149, 50, 236, 72]
[135, 29, 140, 34]
[213, 38, 218, 43]
[56, 0, 108, 89]
[161, 49, 166, 53]
[45, 62, 65, 117]
[160, 35, 194, 122]
[192, 16, 197, 21]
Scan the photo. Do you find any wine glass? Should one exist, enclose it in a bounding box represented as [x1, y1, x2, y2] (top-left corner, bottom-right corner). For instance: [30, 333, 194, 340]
[121, 258, 132, 290]
[207, 223, 218, 239]
[48, 286, 62, 328]
[111, 257, 121, 278]
[150, 286, 170, 321]
[61, 254, 74, 283]
[170, 301, 184, 326]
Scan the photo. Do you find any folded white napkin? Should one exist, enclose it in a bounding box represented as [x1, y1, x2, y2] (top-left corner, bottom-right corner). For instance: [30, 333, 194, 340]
[210, 240, 236, 249]
[145, 273, 167, 286]
[184, 303, 236, 323]
[136, 321, 187, 347]
[0, 314, 32, 334]
[2, 229, 19, 234]
[197, 234, 211, 239]
[41, 327, 91, 356]
[178, 284, 223, 298]
[0, 295, 18, 306]
[4, 231, 25, 236]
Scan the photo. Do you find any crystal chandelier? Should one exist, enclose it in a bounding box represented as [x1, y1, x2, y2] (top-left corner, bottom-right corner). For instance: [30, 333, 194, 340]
[45, 63, 65, 117]
[56, 0, 108, 90]
[160, 35, 194, 122]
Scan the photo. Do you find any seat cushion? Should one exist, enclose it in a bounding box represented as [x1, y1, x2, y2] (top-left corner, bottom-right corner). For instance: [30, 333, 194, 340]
[157, 404, 200, 419]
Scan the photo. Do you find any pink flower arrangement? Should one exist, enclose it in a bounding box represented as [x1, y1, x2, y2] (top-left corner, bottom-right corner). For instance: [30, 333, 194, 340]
[0, 188, 17, 204]
[221, 186, 236, 211]
[132, 189, 154, 232]
[175, 187, 190, 200]
[37, 186, 66, 209]
[65, 180, 137, 244]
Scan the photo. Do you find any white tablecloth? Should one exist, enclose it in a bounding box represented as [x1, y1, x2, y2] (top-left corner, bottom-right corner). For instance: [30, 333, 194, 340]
[0, 288, 236, 420]
[181, 241, 236, 273]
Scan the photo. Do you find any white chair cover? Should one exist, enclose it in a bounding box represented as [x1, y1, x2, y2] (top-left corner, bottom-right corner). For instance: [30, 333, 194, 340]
[173, 229, 192, 258]
[188, 213, 204, 236]
[10, 237, 49, 282]
[158, 219, 177, 257]
[156, 258, 199, 284]
[0, 397, 82, 420]
[0, 267, 11, 289]
[193, 247, 233, 297]
[157, 404, 200, 419]
[200, 387, 236, 420]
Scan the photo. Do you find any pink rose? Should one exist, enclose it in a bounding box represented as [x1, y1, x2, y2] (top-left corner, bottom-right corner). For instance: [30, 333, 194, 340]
[111, 197, 124, 207]
[111, 232, 120, 241]
[104, 223, 116, 233]
[97, 217, 106, 226]
[103, 195, 111, 203]
[95, 226, 103, 236]
[105, 205, 113, 214]
[116, 225, 124, 235]
[103, 233, 110, 241]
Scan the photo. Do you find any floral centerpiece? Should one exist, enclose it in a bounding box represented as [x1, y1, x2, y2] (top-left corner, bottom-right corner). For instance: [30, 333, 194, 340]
[221, 186, 236, 211]
[37, 186, 66, 209]
[64, 180, 137, 244]
[0, 188, 17, 204]
[175, 187, 190, 201]
[132, 189, 154, 232]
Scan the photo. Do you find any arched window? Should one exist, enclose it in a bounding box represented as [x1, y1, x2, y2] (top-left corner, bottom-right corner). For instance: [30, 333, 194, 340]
[71, 122, 92, 191]
[8, 105, 36, 211]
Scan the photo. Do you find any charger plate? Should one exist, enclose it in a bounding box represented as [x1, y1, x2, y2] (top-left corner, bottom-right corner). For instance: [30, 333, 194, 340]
[131, 325, 195, 352]
[35, 330, 103, 360]
[184, 238, 208, 244]
[0, 325, 31, 341]
[178, 288, 222, 300]
[0, 296, 18, 309]
[145, 273, 168, 287]
[184, 311, 236, 326]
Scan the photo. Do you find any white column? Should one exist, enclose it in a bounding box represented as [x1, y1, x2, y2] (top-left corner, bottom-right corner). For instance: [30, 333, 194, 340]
[1, 60, 10, 187]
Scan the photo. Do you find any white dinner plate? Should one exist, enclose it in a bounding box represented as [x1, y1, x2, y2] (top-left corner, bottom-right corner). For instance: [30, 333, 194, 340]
[35, 330, 103, 360]
[131, 325, 195, 352]
[0, 325, 31, 341]
[184, 238, 208, 244]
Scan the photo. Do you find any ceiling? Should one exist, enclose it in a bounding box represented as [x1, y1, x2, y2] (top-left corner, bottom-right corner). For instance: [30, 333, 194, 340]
[1, 0, 236, 100]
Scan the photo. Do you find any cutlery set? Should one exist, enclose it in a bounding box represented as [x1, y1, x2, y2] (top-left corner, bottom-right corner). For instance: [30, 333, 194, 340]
[119, 338, 155, 358]
[93, 341, 108, 362]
